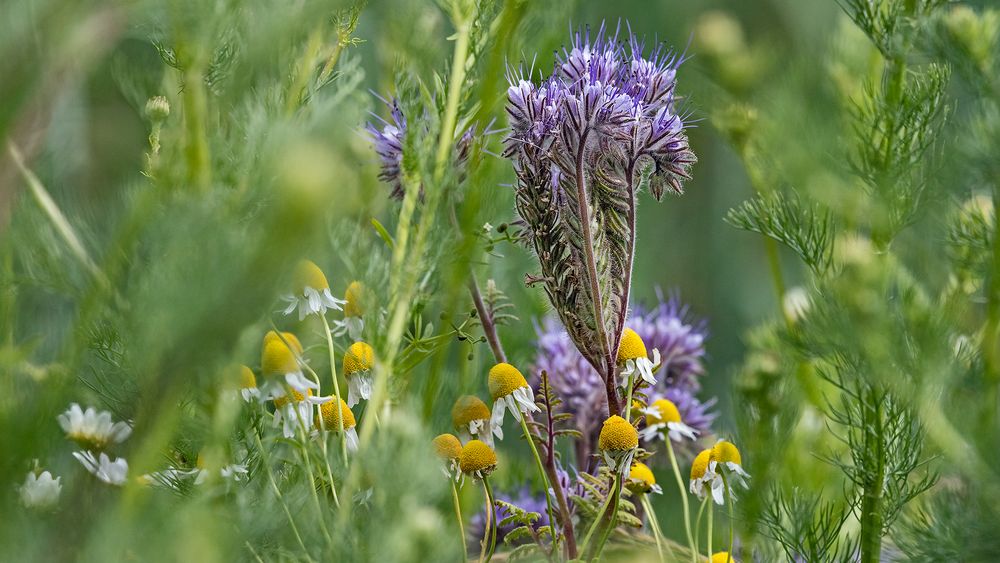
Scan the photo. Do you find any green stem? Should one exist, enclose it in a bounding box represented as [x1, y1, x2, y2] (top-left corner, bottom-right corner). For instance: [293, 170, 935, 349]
[253, 432, 311, 558]
[290, 384, 334, 549]
[320, 314, 349, 462]
[859, 392, 885, 563]
[642, 494, 667, 563]
[694, 497, 708, 563]
[180, 64, 210, 192]
[580, 479, 616, 553]
[519, 414, 559, 552]
[724, 473, 734, 561]
[624, 370, 636, 422]
[590, 475, 623, 560]
[666, 440, 696, 562]
[707, 502, 714, 560]
[451, 480, 467, 557]
[482, 477, 498, 563]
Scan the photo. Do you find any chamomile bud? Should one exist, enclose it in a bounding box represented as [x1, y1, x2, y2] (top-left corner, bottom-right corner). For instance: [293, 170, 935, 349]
[433, 433, 463, 482]
[452, 395, 493, 446]
[487, 363, 539, 440]
[459, 439, 497, 480]
[343, 342, 375, 407]
[315, 398, 358, 451]
[144, 96, 170, 122]
[261, 330, 316, 396]
[598, 415, 639, 476]
[626, 462, 662, 495]
[640, 398, 698, 443]
[281, 259, 346, 321]
[617, 328, 661, 388]
[690, 448, 725, 505]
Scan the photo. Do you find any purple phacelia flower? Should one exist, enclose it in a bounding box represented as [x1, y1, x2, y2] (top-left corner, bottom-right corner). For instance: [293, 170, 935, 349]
[532, 291, 714, 455]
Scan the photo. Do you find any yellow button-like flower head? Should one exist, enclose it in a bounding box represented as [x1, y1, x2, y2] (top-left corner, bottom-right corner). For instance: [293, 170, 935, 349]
[598, 415, 639, 452]
[433, 434, 463, 461]
[261, 331, 302, 377]
[239, 365, 257, 389]
[691, 448, 713, 481]
[273, 388, 311, 409]
[344, 281, 367, 318]
[452, 395, 491, 428]
[488, 363, 528, 400]
[459, 439, 497, 477]
[315, 398, 356, 431]
[292, 259, 330, 294]
[710, 552, 735, 563]
[712, 441, 742, 466]
[626, 462, 657, 494]
[646, 398, 681, 426]
[343, 342, 374, 376]
[617, 328, 648, 363]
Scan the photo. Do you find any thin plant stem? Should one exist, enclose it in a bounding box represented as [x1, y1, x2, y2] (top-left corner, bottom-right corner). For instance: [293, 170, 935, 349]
[666, 440, 696, 561]
[253, 431, 311, 558]
[318, 433, 341, 508]
[290, 384, 334, 549]
[723, 473, 734, 561]
[320, 314, 350, 462]
[451, 480, 467, 557]
[518, 413, 559, 552]
[580, 479, 616, 553]
[707, 501, 714, 560]
[482, 477, 498, 563]
[469, 274, 507, 364]
[591, 474, 622, 560]
[624, 372, 635, 422]
[694, 496, 708, 563]
[641, 494, 667, 563]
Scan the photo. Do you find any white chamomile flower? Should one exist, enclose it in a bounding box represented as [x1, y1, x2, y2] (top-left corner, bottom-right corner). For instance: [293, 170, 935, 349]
[626, 462, 662, 495]
[690, 448, 725, 505]
[58, 403, 132, 450]
[599, 416, 639, 477]
[639, 398, 698, 442]
[235, 364, 261, 403]
[73, 451, 129, 486]
[260, 330, 318, 397]
[432, 433, 464, 483]
[20, 470, 62, 509]
[487, 363, 539, 440]
[332, 281, 367, 341]
[313, 397, 359, 452]
[709, 440, 751, 492]
[451, 395, 493, 447]
[281, 259, 345, 321]
[618, 328, 661, 388]
[343, 342, 374, 407]
[272, 389, 323, 439]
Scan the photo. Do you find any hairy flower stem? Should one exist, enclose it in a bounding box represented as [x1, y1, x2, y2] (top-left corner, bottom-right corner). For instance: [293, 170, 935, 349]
[253, 432, 311, 558]
[481, 477, 498, 563]
[519, 415, 560, 553]
[451, 480, 467, 556]
[320, 314, 350, 462]
[666, 440, 696, 561]
[469, 275, 507, 364]
[641, 494, 668, 563]
[859, 397, 886, 563]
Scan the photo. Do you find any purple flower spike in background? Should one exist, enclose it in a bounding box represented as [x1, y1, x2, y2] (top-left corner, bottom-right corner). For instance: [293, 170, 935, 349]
[365, 96, 407, 200]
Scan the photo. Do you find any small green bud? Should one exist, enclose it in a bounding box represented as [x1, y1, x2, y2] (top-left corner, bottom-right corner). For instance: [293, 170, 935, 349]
[145, 96, 171, 122]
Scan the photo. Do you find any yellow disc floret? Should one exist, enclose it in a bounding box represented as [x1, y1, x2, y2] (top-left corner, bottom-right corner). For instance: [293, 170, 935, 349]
[433, 433, 463, 461]
[459, 439, 497, 476]
[239, 365, 257, 389]
[691, 448, 713, 481]
[712, 441, 743, 466]
[273, 388, 311, 409]
[488, 363, 528, 400]
[627, 462, 656, 493]
[344, 281, 367, 318]
[710, 552, 735, 563]
[617, 328, 648, 363]
[452, 395, 491, 428]
[343, 342, 374, 376]
[646, 398, 681, 426]
[292, 259, 330, 294]
[598, 415, 639, 452]
[261, 331, 302, 377]
[315, 398, 355, 431]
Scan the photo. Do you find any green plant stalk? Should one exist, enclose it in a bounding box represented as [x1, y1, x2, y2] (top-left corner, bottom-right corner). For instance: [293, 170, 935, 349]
[180, 64, 211, 192]
[983, 187, 1000, 427]
[624, 371, 636, 422]
[580, 478, 617, 554]
[286, 26, 324, 115]
[482, 477, 498, 563]
[253, 431, 311, 558]
[451, 480, 467, 557]
[859, 395, 886, 563]
[320, 314, 350, 462]
[291, 383, 335, 549]
[707, 502, 714, 559]
[666, 440, 696, 562]
[694, 496, 709, 563]
[723, 473, 734, 561]
[518, 413, 560, 553]
[591, 475, 623, 560]
[641, 494, 668, 563]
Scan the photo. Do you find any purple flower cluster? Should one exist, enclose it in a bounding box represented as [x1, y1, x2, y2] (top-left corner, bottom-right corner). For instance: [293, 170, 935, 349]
[532, 292, 715, 454]
[504, 23, 696, 203]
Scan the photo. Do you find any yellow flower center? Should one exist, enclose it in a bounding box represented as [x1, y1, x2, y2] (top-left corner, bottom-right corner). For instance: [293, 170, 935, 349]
[627, 462, 656, 493]
[712, 441, 742, 466]
[452, 395, 491, 427]
[261, 332, 302, 377]
[239, 365, 257, 389]
[344, 280, 367, 318]
[598, 415, 639, 452]
[459, 439, 497, 475]
[488, 363, 529, 400]
[273, 388, 311, 409]
[432, 433, 463, 461]
[617, 328, 648, 363]
[646, 398, 681, 426]
[315, 398, 356, 430]
[690, 448, 713, 481]
[292, 259, 330, 294]
[710, 552, 735, 563]
[343, 342, 374, 376]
